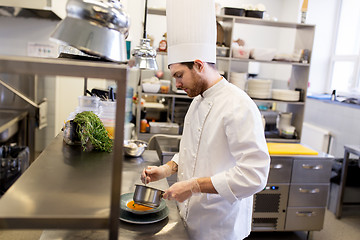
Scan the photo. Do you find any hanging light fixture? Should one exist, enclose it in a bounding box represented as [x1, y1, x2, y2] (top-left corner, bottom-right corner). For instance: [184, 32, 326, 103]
[50, 0, 130, 62]
[131, 0, 158, 70]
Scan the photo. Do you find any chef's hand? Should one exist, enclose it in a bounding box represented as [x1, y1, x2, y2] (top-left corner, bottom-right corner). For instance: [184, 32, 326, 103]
[141, 164, 171, 184]
[163, 178, 201, 202]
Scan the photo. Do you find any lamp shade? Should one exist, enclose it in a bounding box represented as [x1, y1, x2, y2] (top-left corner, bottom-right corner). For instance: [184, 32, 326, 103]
[50, 0, 130, 62]
[132, 38, 158, 70]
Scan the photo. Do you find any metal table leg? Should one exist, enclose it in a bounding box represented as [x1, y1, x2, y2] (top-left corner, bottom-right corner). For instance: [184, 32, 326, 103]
[334, 145, 360, 219]
[335, 149, 350, 219]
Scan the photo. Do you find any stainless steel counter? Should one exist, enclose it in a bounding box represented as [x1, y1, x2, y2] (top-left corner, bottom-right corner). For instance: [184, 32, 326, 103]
[0, 134, 189, 239]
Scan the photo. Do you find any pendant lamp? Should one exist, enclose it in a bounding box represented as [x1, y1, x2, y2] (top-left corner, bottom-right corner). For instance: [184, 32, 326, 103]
[131, 0, 158, 70]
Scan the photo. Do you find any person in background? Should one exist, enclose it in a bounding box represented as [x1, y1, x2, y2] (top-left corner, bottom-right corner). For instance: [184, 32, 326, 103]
[141, 0, 270, 239]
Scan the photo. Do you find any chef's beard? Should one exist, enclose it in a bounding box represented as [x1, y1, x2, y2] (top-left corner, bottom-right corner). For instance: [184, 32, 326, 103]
[186, 72, 207, 98]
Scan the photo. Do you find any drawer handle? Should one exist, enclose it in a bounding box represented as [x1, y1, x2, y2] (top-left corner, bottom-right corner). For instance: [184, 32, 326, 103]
[296, 211, 316, 217]
[302, 164, 323, 170]
[299, 188, 320, 194]
[271, 164, 283, 169]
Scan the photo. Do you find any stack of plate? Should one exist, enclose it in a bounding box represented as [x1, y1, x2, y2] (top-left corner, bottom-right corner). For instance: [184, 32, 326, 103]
[272, 89, 300, 101]
[119, 192, 169, 224]
[230, 72, 247, 90]
[246, 79, 272, 99]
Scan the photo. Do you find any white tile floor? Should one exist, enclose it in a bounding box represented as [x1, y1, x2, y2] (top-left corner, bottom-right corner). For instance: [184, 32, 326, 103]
[0, 208, 359, 240]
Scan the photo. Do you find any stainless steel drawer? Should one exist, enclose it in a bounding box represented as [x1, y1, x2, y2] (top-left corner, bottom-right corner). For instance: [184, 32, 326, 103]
[291, 159, 332, 183]
[285, 207, 325, 231]
[268, 157, 293, 183]
[288, 184, 329, 207]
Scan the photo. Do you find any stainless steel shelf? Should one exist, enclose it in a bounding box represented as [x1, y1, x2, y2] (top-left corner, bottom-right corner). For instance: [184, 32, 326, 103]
[148, 8, 315, 29]
[229, 58, 310, 66]
[0, 55, 128, 240]
[254, 99, 305, 105]
[142, 92, 191, 99]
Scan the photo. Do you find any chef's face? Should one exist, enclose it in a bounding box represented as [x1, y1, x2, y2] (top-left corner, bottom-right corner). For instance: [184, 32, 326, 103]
[169, 62, 206, 97]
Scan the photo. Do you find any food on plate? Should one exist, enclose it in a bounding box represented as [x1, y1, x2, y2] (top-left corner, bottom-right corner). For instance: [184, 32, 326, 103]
[126, 200, 153, 211]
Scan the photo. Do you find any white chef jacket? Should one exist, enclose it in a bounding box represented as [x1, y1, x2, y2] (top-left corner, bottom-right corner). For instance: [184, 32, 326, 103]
[171, 78, 270, 240]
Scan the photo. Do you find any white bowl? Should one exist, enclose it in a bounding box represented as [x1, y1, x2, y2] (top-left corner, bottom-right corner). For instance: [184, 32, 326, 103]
[142, 83, 160, 93]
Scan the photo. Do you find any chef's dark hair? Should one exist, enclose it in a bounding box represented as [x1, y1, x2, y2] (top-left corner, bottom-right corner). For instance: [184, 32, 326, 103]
[168, 61, 216, 70]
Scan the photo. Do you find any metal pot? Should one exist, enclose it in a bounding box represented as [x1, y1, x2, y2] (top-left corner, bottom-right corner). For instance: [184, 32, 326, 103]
[133, 184, 164, 208]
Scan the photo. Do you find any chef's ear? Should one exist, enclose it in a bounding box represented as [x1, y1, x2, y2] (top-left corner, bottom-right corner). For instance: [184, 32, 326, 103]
[193, 59, 205, 72]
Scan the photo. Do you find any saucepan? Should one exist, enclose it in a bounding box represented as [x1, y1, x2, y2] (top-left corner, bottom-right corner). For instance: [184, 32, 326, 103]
[133, 184, 164, 208]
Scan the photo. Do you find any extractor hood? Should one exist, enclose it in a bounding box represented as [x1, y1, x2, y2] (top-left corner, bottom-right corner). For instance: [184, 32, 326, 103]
[0, 0, 66, 19]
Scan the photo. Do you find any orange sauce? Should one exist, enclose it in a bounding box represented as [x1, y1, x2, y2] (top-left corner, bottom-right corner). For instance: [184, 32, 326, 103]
[126, 200, 153, 211]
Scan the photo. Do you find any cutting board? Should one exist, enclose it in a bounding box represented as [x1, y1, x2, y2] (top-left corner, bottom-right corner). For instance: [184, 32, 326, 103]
[267, 143, 318, 155]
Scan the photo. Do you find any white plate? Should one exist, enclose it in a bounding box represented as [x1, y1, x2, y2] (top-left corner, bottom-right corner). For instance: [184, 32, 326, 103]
[119, 207, 169, 224]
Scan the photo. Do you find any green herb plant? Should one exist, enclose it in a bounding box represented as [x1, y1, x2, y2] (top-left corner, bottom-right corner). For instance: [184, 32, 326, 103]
[73, 111, 113, 152]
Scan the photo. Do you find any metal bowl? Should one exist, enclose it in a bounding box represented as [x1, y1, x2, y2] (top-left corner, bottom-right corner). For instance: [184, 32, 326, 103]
[123, 140, 148, 157]
[133, 184, 164, 208]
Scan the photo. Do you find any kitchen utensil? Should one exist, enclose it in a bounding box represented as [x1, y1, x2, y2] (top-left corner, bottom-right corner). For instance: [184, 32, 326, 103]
[123, 140, 148, 157]
[62, 120, 81, 145]
[51, 0, 129, 62]
[133, 184, 164, 208]
[267, 143, 318, 155]
[120, 192, 166, 215]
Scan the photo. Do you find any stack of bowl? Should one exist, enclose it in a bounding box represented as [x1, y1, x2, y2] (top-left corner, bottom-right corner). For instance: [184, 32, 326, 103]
[230, 72, 247, 90]
[272, 89, 300, 101]
[246, 79, 272, 99]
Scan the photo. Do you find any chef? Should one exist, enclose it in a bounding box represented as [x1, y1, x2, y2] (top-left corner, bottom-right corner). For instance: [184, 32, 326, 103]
[141, 0, 270, 239]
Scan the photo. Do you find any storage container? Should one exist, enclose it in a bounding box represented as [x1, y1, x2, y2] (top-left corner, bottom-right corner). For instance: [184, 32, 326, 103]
[149, 122, 179, 134]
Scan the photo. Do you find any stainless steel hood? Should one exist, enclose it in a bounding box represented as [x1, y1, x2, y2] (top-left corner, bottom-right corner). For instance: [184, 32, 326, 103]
[0, 0, 66, 19]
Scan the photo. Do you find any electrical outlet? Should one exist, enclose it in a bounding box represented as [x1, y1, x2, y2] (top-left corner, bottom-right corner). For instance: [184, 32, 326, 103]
[27, 42, 59, 58]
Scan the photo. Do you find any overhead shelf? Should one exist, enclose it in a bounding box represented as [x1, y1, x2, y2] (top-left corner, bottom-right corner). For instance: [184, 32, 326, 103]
[148, 8, 316, 29]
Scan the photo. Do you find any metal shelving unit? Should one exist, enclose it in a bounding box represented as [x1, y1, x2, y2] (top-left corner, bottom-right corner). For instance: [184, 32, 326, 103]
[147, 8, 315, 143]
[0, 55, 128, 240]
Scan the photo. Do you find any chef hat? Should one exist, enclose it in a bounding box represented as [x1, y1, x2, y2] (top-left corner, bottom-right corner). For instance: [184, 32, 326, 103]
[166, 0, 216, 65]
